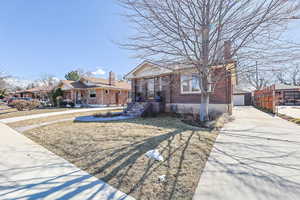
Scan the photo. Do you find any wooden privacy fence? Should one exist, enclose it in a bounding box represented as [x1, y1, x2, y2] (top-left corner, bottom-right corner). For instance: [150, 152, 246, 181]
[254, 85, 276, 113]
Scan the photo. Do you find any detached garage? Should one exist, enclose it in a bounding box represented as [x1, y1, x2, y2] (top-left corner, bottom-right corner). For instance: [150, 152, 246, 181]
[233, 88, 252, 106]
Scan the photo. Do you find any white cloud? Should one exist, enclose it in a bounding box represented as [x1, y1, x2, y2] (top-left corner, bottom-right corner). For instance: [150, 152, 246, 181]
[92, 68, 106, 76]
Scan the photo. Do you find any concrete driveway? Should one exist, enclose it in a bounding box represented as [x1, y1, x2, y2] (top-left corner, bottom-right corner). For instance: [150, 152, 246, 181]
[194, 106, 300, 200]
[0, 123, 135, 200]
[278, 106, 300, 118]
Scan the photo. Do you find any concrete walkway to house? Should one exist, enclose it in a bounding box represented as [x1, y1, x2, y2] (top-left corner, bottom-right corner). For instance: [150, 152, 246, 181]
[193, 106, 300, 200]
[15, 118, 75, 133]
[0, 107, 124, 124]
[0, 122, 135, 200]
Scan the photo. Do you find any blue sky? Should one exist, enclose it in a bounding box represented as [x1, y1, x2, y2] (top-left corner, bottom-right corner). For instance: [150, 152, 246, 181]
[0, 0, 139, 80]
[0, 1, 299, 81]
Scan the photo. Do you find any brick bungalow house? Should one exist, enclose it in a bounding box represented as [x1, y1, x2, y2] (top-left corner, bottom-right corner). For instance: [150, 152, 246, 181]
[124, 41, 236, 115]
[125, 61, 236, 115]
[14, 86, 53, 101]
[57, 72, 130, 106]
[125, 61, 236, 113]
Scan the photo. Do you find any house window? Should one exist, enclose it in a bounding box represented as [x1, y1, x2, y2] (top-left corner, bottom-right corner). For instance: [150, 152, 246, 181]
[181, 74, 201, 94]
[159, 77, 162, 91]
[89, 90, 96, 98]
[147, 78, 155, 98]
[136, 80, 142, 93]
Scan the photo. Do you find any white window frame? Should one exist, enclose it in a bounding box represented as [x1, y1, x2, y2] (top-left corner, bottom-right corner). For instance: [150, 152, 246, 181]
[159, 77, 162, 91]
[89, 89, 97, 98]
[180, 74, 201, 94]
[136, 80, 142, 93]
[147, 78, 155, 98]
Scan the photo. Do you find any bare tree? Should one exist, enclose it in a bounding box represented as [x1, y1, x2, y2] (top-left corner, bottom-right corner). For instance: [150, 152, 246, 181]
[0, 71, 11, 89]
[120, 0, 300, 121]
[38, 74, 59, 88]
[276, 65, 300, 86]
[240, 61, 270, 90]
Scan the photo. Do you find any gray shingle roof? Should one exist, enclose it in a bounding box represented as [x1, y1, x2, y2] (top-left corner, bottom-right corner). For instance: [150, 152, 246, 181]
[275, 84, 300, 90]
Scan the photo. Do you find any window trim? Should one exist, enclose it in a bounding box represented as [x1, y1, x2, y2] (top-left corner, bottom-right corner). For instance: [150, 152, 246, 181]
[159, 77, 162, 91]
[180, 74, 201, 94]
[146, 78, 155, 98]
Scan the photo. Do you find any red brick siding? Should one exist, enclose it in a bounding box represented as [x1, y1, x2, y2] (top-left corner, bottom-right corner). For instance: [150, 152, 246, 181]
[132, 67, 232, 104]
[63, 91, 72, 100]
[119, 91, 129, 105]
[170, 69, 231, 104]
[67, 89, 128, 105]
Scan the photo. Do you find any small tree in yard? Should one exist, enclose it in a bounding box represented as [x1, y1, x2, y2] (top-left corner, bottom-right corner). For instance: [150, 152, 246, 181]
[0, 89, 7, 99]
[49, 88, 64, 107]
[120, 0, 300, 121]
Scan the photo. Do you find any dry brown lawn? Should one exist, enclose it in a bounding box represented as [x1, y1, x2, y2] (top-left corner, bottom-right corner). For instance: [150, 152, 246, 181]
[23, 116, 218, 200]
[0, 107, 71, 119]
[8, 109, 122, 129]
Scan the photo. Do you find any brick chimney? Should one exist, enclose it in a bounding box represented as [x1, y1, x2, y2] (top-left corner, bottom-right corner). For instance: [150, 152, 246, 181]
[224, 40, 232, 61]
[109, 71, 116, 86]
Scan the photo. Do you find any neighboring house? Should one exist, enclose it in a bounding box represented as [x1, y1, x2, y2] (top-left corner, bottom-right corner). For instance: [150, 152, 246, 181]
[57, 72, 131, 106]
[275, 84, 300, 105]
[233, 88, 252, 106]
[125, 59, 236, 114]
[14, 86, 53, 101]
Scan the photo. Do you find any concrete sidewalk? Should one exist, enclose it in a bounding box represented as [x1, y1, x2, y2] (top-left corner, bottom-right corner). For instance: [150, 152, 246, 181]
[0, 123, 135, 200]
[193, 106, 300, 200]
[278, 106, 300, 119]
[0, 107, 124, 124]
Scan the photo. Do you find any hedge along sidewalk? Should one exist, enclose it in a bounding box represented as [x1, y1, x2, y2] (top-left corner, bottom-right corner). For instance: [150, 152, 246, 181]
[0, 107, 124, 124]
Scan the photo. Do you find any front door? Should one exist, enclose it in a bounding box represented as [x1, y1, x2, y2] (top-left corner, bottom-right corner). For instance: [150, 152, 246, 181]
[76, 91, 82, 104]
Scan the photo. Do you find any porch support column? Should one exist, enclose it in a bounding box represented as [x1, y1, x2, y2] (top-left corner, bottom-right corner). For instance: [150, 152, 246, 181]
[70, 90, 75, 104]
[131, 79, 136, 102]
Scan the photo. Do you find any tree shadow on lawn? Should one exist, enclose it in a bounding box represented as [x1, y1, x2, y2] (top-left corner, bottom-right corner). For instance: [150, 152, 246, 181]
[69, 117, 215, 200]
[13, 115, 300, 200]
[6, 116, 214, 200]
[76, 116, 300, 200]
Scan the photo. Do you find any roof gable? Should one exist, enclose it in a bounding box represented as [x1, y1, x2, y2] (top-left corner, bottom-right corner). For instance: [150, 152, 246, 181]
[125, 61, 172, 79]
[59, 77, 130, 91]
[80, 77, 109, 85]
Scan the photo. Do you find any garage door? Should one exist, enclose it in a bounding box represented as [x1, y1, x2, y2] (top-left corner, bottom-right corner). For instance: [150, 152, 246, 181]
[234, 95, 245, 106]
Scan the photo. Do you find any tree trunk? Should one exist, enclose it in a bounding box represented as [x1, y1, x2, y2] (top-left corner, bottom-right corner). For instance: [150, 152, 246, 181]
[200, 93, 209, 121]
